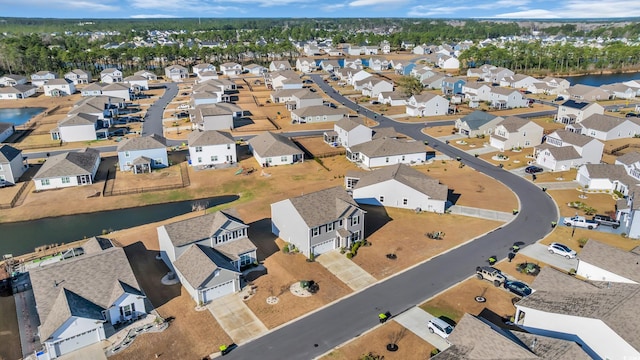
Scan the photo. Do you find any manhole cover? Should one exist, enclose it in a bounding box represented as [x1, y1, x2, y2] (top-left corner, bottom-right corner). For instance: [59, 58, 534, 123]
[266, 296, 279, 305]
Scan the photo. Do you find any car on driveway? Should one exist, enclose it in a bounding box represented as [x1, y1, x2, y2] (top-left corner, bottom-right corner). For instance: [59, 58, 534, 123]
[476, 266, 507, 287]
[626, 112, 639, 118]
[177, 104, 190, 110]
[548, 242, 577, 259]
[592, 214, 620, 229]
[427, 318, 454, 339]
[504, 280, 532, 297]
[525, 165, 543, 174]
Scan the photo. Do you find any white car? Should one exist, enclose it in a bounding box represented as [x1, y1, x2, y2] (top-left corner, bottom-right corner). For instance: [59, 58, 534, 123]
[177, 104, 190, 110]
[547, 242, 577, 259]
[428, 318, 454, 339]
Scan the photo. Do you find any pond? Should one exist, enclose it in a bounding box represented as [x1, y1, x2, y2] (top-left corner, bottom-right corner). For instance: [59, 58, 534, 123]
[0, 107, 46, 126]
[0, 195, 239, 256]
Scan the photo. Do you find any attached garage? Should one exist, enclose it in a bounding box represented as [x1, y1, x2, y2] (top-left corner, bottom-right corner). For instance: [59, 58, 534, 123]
[312, 238, 336, 256]
[53, 328, 100, 357]
[202, 280, 235, 303]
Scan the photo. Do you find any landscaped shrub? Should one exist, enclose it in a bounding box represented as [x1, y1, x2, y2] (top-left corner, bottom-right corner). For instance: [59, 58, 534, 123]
[578, 237, 589, 248]
[346, 252, 353, 259]
[282, 244, 289, 254]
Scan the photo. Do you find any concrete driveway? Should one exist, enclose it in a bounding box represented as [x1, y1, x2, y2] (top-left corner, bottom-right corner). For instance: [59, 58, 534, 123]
[207, 293, 268, 344]
[57, 342, 106, 360]
[393, 307, 451, 351]
[519, 243, 579, 271]
[316, 250, 377, 291]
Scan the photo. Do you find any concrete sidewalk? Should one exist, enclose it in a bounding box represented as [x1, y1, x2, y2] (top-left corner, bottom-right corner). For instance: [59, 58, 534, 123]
[535, 181, 579, 190]
[448, 205, 514, 222]
[519, 243, 579, 272]
[207, 294, 268, 344]
[316, 250, 377, 291]
[393, 307, 451, 351]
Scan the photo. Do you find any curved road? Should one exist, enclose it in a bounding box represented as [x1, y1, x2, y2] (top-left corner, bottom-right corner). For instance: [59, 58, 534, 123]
[225, 76, 558, 359]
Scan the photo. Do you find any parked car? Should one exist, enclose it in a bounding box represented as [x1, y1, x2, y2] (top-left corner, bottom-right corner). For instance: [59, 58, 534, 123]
[548, 242, 577, 259]
[177, 104, 190, 110]
[563, 215, 598, 229]
[175, 112, 189, 119]
[554, 96, 565, 102]
[504, 280, 532, 297]
[525, 165, 543, 174]
[427, 318, 454, 339]
[592, 214, 620, 229]
[476, 266, 507, 287]
[626, 112, 638, 118]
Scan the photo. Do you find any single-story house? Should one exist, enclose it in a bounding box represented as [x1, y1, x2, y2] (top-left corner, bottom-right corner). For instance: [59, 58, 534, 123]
[243, 64, 267, 75]
[455, 111, 503, 137]
[247, 131, 304, 167]
[117, 134, 168, 173]
[133, 70, 158, 81]
[575, 163, 638, 196]
[33, 148, 101, 191]
[347, 137, 426, 168]
[291, 105, 348, 123]
[568, 84, 610, 101]
[567, 114, 640, 141]
[269, 61, 292, 72]
[377, 91, 408, 106]
[31, 71, 57, 87]
[0, 84, 37, 100]
[0, 74, 27, 86]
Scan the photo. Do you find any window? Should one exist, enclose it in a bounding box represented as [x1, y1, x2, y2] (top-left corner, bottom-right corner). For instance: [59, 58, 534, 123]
[124, 151, 130, 157]
[227, 144, 231, 150]
[155, 158, 163, 165]
[121, 304, 132, 317]
[401, 155, 405, 161]
[379, 196, 384, 203]
[522, 131, 527, 136]
[351, 216, 359, 226]
[195, 146, 203, 152]
[211, 156, 218, 162]
[0, 175, 5, 181]
[61, 177, 70, 184]
[197, 157, 202, 163]
[403, 198, 408, 205]
[327, 222, 334, 232]
[385, 157, 390, 163]
[524, 141, 530, 146]
[312, 227, 320, 237]
[240, 253, 252, 266]
[281, 156, 288, 162]
[41, 179, 50, 186]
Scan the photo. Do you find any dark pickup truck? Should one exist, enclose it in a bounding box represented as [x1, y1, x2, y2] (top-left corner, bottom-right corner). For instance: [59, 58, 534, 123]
[592, 214, 620, 229]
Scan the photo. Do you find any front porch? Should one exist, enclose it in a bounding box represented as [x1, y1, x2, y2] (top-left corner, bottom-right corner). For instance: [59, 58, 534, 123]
[323, 130, 338, 146]
[131, 156, 152, 174]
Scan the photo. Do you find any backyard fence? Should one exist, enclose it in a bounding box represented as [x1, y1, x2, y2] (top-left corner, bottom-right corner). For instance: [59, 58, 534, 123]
[103, 163, 191, 197]
[0, 182, 31, 209]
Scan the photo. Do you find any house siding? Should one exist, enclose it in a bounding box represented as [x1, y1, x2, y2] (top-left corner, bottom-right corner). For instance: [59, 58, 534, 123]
[188, 143, 236, 167]
[361, 151, 426, 168]
[59, 124, 97, 142]
[45, 317, 105, 359]
[118, 148, 168, 172]
[202, 114, 233, 131]
[0, 155, 25, 184]
[271, 200, 310, 255]
[352, 180, 445, 213]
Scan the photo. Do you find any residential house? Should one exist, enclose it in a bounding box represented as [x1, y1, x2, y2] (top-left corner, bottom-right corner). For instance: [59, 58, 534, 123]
[124, 75, 149, 91]
[461, 82, 492, 102]
[578, 240, 640, 284]
[535, 130, 604, 171]
[602, 83, 637, 100]
[164, 65, 188, 81]
[269, 60, 292, 72]
[326, 48, 343, 57]
[101, 83, 131, 101]
[67, 96, 125, 121]
[0, 84, 37, 100]
[33, 148, 100, 190]
[436, 313, 590, 360]
[421, 74, 445, 90]
[347, 137, 426, 168]
[454, 111, 503, 137]
[64, 69, 91, 85]
[405, 93, 450, 117]
[0, 74, 27, 86]
[346, 163, 448, 213]
[568, 84, 610, 101]
[343, 59, 364, 70]
[247, 131, 304, 167]
[514, 267, 640, 359]
[243, 64, 266, 75]
[0, 144, 27, 185]
[575, 163, 638, 198]
[380, 40, 391, 54]
[324, 116, 372, 147]
[219, 62, 242, 77]
[499, 74, 539, 89]
[490, 87, 529, 109]
[117, 134, 168, 173]
[360, 77, 394, 98]
[437, 55, 460, 70]
[542, 76, 571, 91]
[489, 116, 544, 151]
[441, 76, 466, 96]
[99, 68, 123, 83]
[567, 113, 640, 141]
[295, 58, 317, 73]
[268, 70, 303, 90]
[192, 63, 216, 77]
[133, 70, 158, 81]
[30, 237, 148, 359]
[319, 60, 341, 72]
[31, 71, 57, 87]
[80, 83, 105, 97]
[367, 57, 390, 71]
[54, 113, 104, 142]
[401, 41, 415, 50]
[556, 100, 605, 124]
[377, 91, 408, 106]
[270, 88, 321, 109]
[389, 60, 407, 75]
[349, 69, 372, 86]
[527, 82, 558, 95]
[0, 122, 15, 143]
[43, 79, 76, 97]
[157, 210, 256, 303]
[291, 105, 348, 123]
[271, 186, 365, 257]
[187, 130, 236, 167]
[483, 67, 514, 84]
[347, 45, 363, 56]
[192, 103, 242, 131]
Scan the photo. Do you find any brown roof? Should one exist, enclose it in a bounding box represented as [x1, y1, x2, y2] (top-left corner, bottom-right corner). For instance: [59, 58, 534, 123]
[34, 148, 100, 179]
[173, 244, 238, 289]
[546, 146, 581, 161]
[287, 186, 362, 228]
[353, 163, 447, 200]
[549, 130, 595, 147]
[335, 117, 368, 132]
[498, 116, 532, 132]
[616, 152, 640, 166]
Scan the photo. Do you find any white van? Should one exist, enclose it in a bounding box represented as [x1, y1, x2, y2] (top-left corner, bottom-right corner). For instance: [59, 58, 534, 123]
[428, 317, 454, 339]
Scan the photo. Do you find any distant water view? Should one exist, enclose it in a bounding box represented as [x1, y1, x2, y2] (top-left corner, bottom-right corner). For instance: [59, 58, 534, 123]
[0, 107, 45, 126]
[566, 72, 640, 87]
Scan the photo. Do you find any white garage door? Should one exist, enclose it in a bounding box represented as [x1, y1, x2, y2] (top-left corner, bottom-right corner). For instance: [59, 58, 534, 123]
[202, 280, 235, 303]
[54, 328, 100, 357]
[312, 238, 336, 256]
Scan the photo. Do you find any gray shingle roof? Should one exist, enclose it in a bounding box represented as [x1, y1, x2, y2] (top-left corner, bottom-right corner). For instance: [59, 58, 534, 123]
[0, 144, 21, 163]
[163, 211, 247, 248]
[292, 105, 348, 118]
[372, 127, 397, 139]
[616, 152, 640, 166]
[549, 129, 594, 147]
[188, 130, 235, 147]
[583, 163, 639, 187]
[579, 240, 640, 283]
[580, 113, 629, 132]
[33, 148, 100, 179]
[353, 163, 448, 200]
[81, 236, 114, 255]
[30, 245, 143, 341]
[335, 117, 368, 132]
[214, 237, 257, 261]
[459, 111, 499, 130]
[498, 116, 537, 132]
[45, 78, 73, 86]
[102, 83, 129, 91]
[349, 137, 425, 158]
[248, 132, 303, 158]
[287, 186, 362, 228]
[58, 113, 98, 127]
[117, 134, 167, 152]
[173, 244, 239, 290]
[546, 146, 581, 161]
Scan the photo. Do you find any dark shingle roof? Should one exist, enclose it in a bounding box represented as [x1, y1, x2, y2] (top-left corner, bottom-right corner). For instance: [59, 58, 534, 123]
[561, 100, 592, 110]
[459, 111, 499, 130]
[0, 144, 21, 163]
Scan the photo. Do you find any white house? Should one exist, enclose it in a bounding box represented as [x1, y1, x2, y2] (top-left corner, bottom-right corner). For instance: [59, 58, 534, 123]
[271, 186, 366, 257]
[405, 93, 450, 117]
[455, 111, 503, 137]
[489, 116, 544, 151]
[437, 55, 460, 70]
[219, 62, 242, 76]
[578, 240, 640, 284]
[535, 130, 604, 171]
[0, 122, 15, 143]
[187, 130, 236, 167]
[64, 69, 91, 85]
[324, 116, 372, 148]
[568, 84, 610, 101]
[602, 83, 637, 100]
[269, 61, 292, 72]
[157, 210, 257, 304]
[291, 105, 348, 123]
[295, 58, 317, 73]
[30, 237, 147, 360]
[117, 134, 168, 174]
[124, 75, 149, 91]
[192, 63, 216, 76]
[360, 78, 394, 98]
[556, 100, 605, 124]
[542, 76, 571, 91]
[490, 87, 529, 109]
[0, 144, 27, 185]
[192, 103, 242, 131]
[101, 83, 131, 101]
[164, 65, 188, 81]
[567, 113, 640, 141]
[268, 70, 303, 90]
[347, 163, 448, 213]
[347, 137, 426, 168]
[367, 57, 390, 71]
[349, 69, 372, 86]
[575, 163, 637, 197]
[462, 82, 492, 102]
[243, 64, 267, 75]
[0, 74, 27, 86]
[377, 91, 408, 106]
[247, 131, 304, 167]
[499, 74, 539, 89]
[133, 70, 158, 81]
[31, 71, 57, 87]
[43, 79, 76, 97]
[55, 113, 103, 142]
[33, 148, 100, 191]
[0, 84, 37, 100]
[99, 68, 123, 83]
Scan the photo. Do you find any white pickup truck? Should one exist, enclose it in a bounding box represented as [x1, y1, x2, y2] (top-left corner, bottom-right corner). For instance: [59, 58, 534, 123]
[563, 216, 599, 229]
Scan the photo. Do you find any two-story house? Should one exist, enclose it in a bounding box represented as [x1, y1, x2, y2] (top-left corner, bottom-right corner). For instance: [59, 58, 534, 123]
[219, 62, 242, 77]
[100, 68, 123, 83]
[0, 144, 27, 186]
[0, 74, 27, 86]
[405, 93, 450, 117]
[187, 130, 236, 167]
[461, 82, 492, 102]
[117, 134, 168, 173]
[271, 186, 366, 257]
[164, 65, 188, 81]
[535, 129, 604, 171]
[489, 116, 544, 151]
[324, 116, 372, 147]
[0, 122, 15, 143]
[43, 79, 76, 97]
[567, 113, 640, 141]
[54, 113, 105, 142]
[269, 61, 292, 72]
[441, 76, 466, 96]
[63, 69, 92, 85]
[490, 87, 529, 109]
[295, 58, 317, 73]
[192, 63, 216, 77]
[556, 100, 605, 125]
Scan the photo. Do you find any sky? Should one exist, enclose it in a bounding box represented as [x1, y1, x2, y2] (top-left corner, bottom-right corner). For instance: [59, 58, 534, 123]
[1, 0, 640, 19]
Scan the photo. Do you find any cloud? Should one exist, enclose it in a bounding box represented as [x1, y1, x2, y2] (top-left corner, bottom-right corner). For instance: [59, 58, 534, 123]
[494, 0, 640, 18]
[408, 0, 530, 17]
[349, 0, 408, 7]
[130, 14, 178, 18]
[129, 0, 241, 14]
[0, 0, 120, 12]
[322, 3, 346, 11]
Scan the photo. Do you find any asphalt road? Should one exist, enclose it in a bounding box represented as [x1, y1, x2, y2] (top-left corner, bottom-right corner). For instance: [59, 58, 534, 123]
[225, 75, 558, 359]
[142, 82, 178, 137]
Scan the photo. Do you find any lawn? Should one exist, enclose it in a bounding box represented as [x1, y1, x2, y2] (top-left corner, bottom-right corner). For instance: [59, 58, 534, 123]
[0, 295, 21, 360]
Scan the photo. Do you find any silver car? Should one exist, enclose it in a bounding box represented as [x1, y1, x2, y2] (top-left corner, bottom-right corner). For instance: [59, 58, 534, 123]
[548, 242, 577, 259]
